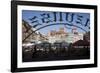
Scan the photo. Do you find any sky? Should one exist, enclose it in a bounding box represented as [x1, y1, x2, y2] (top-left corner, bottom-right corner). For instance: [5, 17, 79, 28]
[22, 10, 90, 35]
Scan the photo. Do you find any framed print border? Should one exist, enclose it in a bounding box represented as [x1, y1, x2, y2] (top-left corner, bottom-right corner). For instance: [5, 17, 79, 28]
[11, 1, 97, 72]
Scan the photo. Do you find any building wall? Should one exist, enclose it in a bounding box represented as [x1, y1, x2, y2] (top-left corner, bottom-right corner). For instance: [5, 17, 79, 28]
[47, 28, 83, 43]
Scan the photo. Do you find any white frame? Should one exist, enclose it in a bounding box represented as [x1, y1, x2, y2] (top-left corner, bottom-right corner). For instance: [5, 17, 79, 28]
[18, 5, 94, 68]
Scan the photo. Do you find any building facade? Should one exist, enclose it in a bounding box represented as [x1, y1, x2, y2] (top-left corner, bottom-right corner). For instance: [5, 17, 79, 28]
[22, 20, 84, 44]
[22, 20, 47, 43]
[47, 27, 83, 43]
